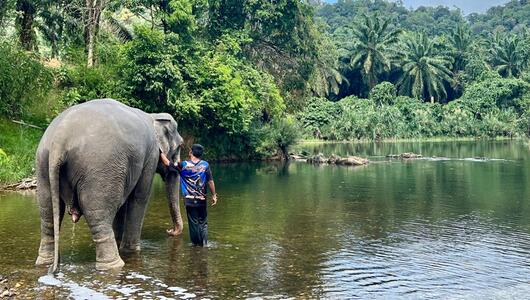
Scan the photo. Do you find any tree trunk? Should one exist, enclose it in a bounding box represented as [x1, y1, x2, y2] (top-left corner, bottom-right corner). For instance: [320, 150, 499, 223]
[16, 0, 37, 51]
[85, 0, 105, 68]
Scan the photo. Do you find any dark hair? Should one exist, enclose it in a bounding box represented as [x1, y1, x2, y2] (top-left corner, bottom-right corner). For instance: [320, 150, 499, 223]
[191, 144, 204, 158]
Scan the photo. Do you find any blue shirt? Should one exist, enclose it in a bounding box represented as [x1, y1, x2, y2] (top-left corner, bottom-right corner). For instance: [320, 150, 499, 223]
[177, 160, 213, 207]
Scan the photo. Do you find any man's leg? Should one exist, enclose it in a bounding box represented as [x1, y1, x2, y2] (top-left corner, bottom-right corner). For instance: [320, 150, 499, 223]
[197, 205, 208, 246]
[186, 205, 207, 246]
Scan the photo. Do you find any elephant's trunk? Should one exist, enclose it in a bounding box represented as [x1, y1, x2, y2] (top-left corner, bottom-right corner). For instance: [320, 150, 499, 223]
[166, 149, 183, 235]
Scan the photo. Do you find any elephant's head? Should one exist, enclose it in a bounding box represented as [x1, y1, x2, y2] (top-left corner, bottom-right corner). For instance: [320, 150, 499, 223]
[152, 113, 184, 233]
[152, 113, 183, 166]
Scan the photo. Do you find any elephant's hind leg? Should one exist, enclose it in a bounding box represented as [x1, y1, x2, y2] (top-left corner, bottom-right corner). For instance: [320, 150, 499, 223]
[36, 159, 66, 266]
[79, 186, 125, 270]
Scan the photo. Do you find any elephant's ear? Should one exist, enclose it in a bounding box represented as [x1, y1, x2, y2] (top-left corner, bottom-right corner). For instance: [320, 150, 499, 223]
[151, 113, 180, 154]
[152, 113, 174, 123]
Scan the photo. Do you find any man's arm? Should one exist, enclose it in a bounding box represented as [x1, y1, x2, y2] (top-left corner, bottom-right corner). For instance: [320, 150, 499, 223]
[208, 180, 217, 206]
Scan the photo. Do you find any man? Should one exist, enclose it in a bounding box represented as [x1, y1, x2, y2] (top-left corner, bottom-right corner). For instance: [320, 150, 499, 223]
[161, 144, 217, 246]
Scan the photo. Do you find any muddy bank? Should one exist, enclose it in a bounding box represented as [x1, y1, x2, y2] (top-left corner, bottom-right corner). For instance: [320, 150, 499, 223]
[0, 177, 36, 192]
[0, 275, 26, 299]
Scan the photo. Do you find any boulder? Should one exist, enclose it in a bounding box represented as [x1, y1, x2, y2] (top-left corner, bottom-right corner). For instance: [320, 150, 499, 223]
[307, 153, 327, 164]
[338, 156, 369, 166]
[387, 153, 422, 159]
[327, 154, 341, 164]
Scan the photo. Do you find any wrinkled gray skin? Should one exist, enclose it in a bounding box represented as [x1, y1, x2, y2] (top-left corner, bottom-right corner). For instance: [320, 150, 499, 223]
[34, 99, 184, 272]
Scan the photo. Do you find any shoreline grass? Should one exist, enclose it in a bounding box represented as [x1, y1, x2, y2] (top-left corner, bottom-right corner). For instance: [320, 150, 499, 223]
[0, 118, 43, 185]
[297, 136, 521, 145]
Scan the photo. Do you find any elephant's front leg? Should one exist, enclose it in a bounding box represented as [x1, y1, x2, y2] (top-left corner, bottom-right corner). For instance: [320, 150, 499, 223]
[120, 173, 154, 252]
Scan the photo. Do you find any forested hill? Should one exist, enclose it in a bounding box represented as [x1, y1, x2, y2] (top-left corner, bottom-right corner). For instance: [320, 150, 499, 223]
[468, 0, 530, 33]
[317, 0, 530, 36]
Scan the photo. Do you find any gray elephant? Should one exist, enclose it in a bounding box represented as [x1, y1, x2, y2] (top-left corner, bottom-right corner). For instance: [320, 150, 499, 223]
[34, 99, 184, 272]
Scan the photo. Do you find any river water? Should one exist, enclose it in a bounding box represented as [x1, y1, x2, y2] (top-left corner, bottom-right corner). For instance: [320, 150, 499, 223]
[1, 141, 530, 299]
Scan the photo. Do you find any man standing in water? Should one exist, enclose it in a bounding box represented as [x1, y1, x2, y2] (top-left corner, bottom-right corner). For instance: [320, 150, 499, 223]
[161, 144, 217, 246]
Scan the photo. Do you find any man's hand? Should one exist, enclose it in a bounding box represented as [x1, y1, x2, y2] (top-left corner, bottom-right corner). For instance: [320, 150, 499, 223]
[211, 193, 218, 206]
[160, 152, 170, 167]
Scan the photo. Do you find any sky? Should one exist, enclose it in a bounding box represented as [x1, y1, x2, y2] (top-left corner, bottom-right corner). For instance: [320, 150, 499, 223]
[323, 0, 510, 14]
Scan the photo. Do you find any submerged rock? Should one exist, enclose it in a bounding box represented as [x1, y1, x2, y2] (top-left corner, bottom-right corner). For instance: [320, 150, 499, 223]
[327, 154, 341, 164]
[305, 153, 369, 166]
[338, 156, 369, 166]
[307, 153, 327, 164]
[387, 153, 422, 159]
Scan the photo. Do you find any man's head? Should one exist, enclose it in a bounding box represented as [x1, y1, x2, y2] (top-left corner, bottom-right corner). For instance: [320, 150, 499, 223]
[189, 144, 204, 159]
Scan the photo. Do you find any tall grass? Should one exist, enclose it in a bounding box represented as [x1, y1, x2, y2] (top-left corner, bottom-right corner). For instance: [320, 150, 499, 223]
[0, 119, 43, 185]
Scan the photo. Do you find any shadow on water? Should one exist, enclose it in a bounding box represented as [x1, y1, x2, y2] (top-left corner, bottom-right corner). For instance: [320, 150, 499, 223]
[1, 140, 530, 298]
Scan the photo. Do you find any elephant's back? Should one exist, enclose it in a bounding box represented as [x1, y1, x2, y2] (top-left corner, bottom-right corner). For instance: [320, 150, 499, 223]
[39, 99, 156, 166]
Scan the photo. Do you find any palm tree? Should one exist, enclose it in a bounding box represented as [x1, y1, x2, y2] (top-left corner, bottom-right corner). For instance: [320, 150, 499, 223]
[310, 34, 348, 97]
[448, 23, 473, 72]
[397, 32, 453, 102]
[488, 33, 528, 78]
[348, 13, 402, 91]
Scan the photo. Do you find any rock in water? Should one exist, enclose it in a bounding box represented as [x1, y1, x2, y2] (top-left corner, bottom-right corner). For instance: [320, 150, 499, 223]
[328, 154, 341, 164]
[339, 156, 369, 166]
[401, 152, 422, 159]
[387, 153, 422, 159]
[307, 153, 327, 164]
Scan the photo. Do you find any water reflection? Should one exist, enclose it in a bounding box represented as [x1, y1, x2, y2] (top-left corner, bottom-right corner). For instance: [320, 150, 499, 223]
[1, 141, 530, 298]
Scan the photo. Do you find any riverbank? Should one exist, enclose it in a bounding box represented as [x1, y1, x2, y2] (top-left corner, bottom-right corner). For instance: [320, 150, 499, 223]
[298, 136, 519, 144]
[0, 119, 525, 187]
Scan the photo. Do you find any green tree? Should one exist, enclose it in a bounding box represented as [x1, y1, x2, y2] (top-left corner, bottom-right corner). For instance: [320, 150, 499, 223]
[348, 13, 402, 91]
[397, 32, 453, 102]
[309, 32, 345, 98]
[448, 23, 473, 72]
[488, 33, 529, 78]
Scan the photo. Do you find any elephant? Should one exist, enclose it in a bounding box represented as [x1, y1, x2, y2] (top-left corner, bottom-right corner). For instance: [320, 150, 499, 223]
[34, 99, 184, 273]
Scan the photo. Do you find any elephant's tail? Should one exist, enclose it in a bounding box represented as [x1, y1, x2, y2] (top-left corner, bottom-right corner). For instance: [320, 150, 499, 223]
[48, 146, 64, 274]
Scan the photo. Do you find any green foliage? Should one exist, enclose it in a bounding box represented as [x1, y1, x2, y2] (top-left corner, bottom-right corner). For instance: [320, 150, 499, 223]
[297, 97, 341, 137]
[348, 13, 402, 90]
[258, 116, 300, 159]
[460, 72, 530, 116]
[397, 32, 453, 102]
[122, 26, 185, 112]
[369, 82, 397, 106]
[487, 32, 529, 78]
[0, 118, 43, 184]
[0, 41, 52, 118]
[469, 0, 530, 34]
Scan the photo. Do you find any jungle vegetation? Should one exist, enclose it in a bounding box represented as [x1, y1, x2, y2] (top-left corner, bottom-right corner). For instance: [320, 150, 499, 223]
[1, 0, 530, 182]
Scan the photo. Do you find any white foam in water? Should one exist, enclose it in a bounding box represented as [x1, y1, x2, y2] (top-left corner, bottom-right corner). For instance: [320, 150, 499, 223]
[126, 272, 151, 280]
[38, 274, 110, 300]
[38, 275, 61, 286]
[108, 284, 143, 297]
[168, 286, 186, 293]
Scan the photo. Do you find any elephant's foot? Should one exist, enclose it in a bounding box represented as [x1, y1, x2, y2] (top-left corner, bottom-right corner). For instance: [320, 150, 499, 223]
[120, 242, 141, 253]
[36, 238, 54, 266]
[35, 254, 54, 266]
[95, 256, 125, 270]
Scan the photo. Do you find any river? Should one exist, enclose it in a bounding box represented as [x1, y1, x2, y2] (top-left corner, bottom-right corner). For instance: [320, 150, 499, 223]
[1, 141, 529, 299]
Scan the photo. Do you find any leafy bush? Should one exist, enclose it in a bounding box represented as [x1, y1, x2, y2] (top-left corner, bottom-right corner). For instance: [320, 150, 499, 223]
[369, 81, 397, 106]
[439, 100, 475, 136]
[297, 97, 342, 137]
[257, 116, 300, 159]
[460, 71, 530, 116]
[0, 41, 52, 118]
